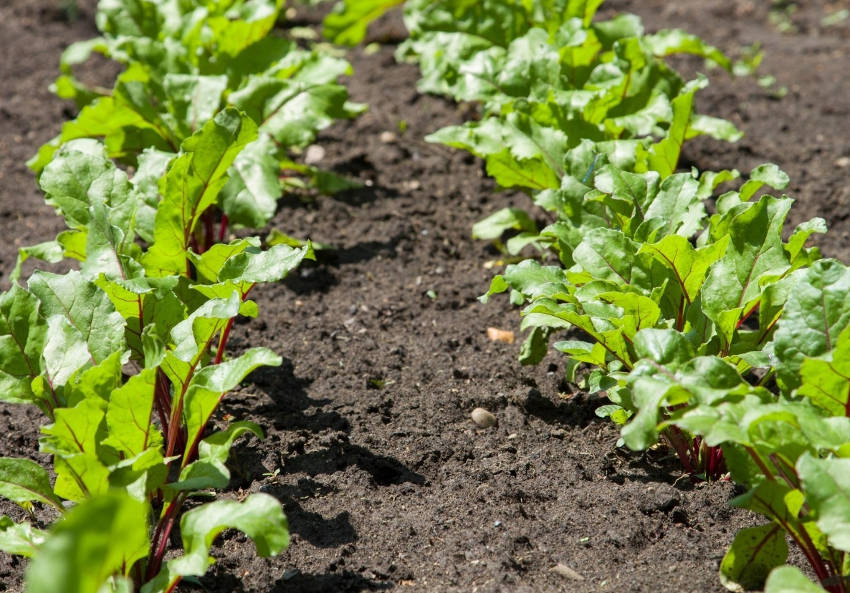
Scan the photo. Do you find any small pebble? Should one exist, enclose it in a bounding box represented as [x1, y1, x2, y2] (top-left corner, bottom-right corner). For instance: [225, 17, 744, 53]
[304, 145, 325, 165]
[471, 407, 497, 428]
[836, 156, 850, 168]
[380, 131, 398, 143]
[550, 563, 584, 580]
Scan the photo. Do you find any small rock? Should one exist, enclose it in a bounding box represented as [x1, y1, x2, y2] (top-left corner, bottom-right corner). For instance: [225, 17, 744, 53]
[550, 563, 584, 580]
[836, 156, 850, 168]
[550, 428, 568, 439]
[471, 407, 497, 428]
[304, 145, 325, 165]
[380, 131, 398, 143]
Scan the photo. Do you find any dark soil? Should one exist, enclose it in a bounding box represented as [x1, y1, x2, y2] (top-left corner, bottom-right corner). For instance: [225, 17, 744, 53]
[1, 1, 849, 592]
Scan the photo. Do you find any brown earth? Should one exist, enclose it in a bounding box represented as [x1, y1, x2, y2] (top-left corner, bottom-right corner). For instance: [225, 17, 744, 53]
[1, 1, 849, 592]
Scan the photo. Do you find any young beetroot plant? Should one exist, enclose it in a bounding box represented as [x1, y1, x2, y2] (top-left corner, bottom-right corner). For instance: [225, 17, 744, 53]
[0, 109, 312, 593]
[621, 260, 850, 592]
[29, 0, 365, 242]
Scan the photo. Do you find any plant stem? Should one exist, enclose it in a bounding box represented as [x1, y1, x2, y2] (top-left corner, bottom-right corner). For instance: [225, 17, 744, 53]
[664, 426, 694, 474]
[675, 295, 685, 332]
[215, 284, 255, 365]
[218, 214, 229, 243]
[769, 453, 799, 489]
[744, 445, 775, 481]
[146, 493, 186, 581]
[203, 210, 214, 252]
[153, 369, 171, 441]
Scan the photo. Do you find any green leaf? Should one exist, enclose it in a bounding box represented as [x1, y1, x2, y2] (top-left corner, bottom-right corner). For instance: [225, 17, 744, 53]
[797, 454, 850, 552]
[182, 348, 281, 465]
[701, 196, 794, 346]
[0, 458, 62, 510]
[764, 566, 830, 593]
[642, 172, 707, 238]
[188, 239, 259, 285]
[472, 208, 537, 241]
[641, 234, 728, 303]
[171, 421, 263, 492]
[719, 524, 787, 591]
[229, 78, 363, 150]
[427, 115, 565, 190]
[774, 259, 850, 391]
[0, 516, 47, 558]
[130, 148, 175, 243]
[10, 240, 65, 285]
[688, 114, 743, 142]
[62, 350, 123, 408]
[219, 243, 315, 284]
[482, 259, 565, 303]
[0, 285, 48, 405]
[38, 140, 135, 232]
[40, 399, 113, 501]
[103, 368, 162, 458]
[108, 447, 167, 501]
[641, 77, 706, 178]
[96, 275, 183, 362]
[144, 493, 288, 592]
[144, 109, 258, 277]
[219, 137, 281, 229]
[29, 270, 127, 368]
[798, 325, 850, 416]
[633, 328, 696, 366]
[163, 74, 228, 135]
[169, 292, 241, 363]
[26, 491, 148, 593]
[324, 0, 405, 45]
[518, 326, 550, 365]
[571, 227, 655, 291]
[643, 29, 731, 70]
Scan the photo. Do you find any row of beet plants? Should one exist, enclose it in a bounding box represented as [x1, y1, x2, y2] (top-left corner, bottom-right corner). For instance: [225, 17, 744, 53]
[0, 0, 365, 591]
[26, 0, 362, 259]
[324, 0, 850, 591]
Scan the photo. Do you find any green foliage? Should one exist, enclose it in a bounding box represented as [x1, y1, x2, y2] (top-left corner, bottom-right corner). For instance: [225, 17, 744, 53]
[324, 0, 404, 45]
[31, 0, 365, 231]
[0, 107, 312, 590]
[607, 259, 850, 591]
[363, 3, 850, 590]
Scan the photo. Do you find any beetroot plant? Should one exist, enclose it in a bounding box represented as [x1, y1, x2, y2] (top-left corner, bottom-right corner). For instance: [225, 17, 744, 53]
[30, 0, 364, 238]
[0, 109, 312, 593]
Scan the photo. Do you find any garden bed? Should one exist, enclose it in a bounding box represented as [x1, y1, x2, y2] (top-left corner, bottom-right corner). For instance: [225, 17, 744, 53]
[1, 0, 849, 591]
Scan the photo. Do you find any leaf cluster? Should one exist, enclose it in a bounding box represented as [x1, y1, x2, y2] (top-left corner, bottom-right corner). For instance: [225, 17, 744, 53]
[0, 98, 312, 593]
[32, 0, 365, 230]
[616, 259, 850, 593]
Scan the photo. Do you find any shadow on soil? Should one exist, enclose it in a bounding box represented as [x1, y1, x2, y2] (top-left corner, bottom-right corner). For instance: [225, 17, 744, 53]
[226, 360, 425, 548]
[520, 388, 604, 428]
[274, 571, 393, 593]
[280, 229, 407, 295]
[198, 571, 392, 593]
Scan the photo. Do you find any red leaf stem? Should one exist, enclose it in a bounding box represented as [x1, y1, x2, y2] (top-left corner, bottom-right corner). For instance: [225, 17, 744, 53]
[218, 214, 229, 243]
